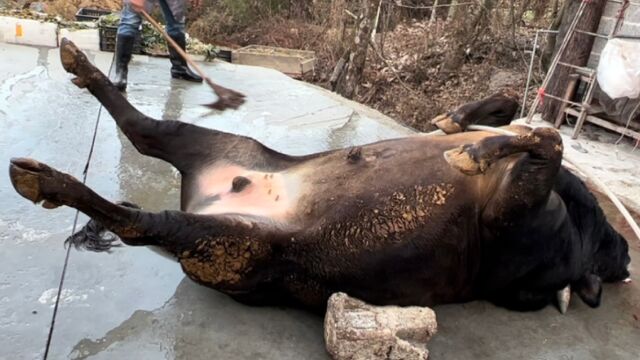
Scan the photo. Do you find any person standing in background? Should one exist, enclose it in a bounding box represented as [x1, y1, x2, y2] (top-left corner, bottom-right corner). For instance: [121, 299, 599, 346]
[112, 0, 203, 91]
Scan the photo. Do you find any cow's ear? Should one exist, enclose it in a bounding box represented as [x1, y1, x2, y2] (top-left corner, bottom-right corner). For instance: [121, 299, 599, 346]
[574, 273, 602, 308]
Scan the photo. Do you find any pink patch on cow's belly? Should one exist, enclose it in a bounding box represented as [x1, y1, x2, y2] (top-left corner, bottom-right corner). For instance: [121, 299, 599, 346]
[192, 164, 300, 220]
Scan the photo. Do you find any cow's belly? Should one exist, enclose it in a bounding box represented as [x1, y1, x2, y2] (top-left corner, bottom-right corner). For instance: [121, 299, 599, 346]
[187, 164, 302, 221]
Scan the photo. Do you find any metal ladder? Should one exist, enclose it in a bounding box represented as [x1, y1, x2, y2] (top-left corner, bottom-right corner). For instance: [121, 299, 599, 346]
[524, 0, 640, 141]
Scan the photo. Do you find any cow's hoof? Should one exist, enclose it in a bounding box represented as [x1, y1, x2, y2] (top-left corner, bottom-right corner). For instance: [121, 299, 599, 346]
[556, 286, 570, 314]
[9, 158, 62, 209]
[431, 113, 463, 134]
[60, 38, 93, 84]
[444, 145, 487, 176]
[60, 38, 81, 74]
[60, 38, 111, 90]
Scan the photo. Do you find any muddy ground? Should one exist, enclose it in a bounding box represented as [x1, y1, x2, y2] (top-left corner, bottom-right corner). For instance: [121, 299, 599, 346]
[209, 17, 535, 132]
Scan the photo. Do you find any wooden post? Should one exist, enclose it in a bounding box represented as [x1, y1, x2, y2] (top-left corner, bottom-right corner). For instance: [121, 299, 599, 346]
[540, 0, 606, 122]
[572, 72, 598, 139]
[554, 74, 579, 128]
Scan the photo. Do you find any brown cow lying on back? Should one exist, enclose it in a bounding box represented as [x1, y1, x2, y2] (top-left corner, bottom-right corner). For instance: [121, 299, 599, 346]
[10, 39, 630, 315]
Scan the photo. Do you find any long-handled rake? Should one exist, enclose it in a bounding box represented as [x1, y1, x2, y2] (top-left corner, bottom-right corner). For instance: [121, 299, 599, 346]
[140, 10, 245, 111]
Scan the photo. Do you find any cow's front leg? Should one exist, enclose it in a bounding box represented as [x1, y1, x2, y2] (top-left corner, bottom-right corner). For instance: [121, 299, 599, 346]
[431, 92, 519, 134]
[444, 128, 569, 312]
[9, 158, 276, 293]
[444, 127, 563, 221]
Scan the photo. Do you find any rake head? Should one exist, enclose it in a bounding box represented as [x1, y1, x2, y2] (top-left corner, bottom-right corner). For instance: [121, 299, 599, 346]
[205, 78, 246, 111]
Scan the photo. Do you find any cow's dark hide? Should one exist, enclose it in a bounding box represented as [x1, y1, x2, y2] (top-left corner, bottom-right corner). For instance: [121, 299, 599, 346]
[9, 39, 631, 314]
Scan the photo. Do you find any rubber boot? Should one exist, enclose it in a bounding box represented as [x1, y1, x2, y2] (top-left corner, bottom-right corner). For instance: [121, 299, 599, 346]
[169, 33, 203, 82]
[112, 34, 135, 91]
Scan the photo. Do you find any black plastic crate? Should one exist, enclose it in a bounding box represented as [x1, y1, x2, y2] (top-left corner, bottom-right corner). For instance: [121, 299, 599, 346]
[216, 49, 232, 62]
[99, 25, 143, 54]
[76, 8, 112, 22]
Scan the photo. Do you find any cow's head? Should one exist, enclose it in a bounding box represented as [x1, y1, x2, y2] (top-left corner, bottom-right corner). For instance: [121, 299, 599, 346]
[592, 223, 631, 283]
[557, 169, 631, 308]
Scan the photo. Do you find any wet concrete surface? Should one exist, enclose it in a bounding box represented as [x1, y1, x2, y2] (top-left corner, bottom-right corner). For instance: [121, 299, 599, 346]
[0, 42, 410, 360]
[428, 199, 640, 360]
[1, 42, 639, 359]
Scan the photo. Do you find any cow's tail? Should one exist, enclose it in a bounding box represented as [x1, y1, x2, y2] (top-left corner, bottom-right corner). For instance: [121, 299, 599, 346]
[64, 201, 141, 252]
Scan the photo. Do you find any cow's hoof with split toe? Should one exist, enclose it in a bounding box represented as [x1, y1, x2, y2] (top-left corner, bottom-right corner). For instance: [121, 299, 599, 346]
[9, 158, 66, 209]
[60, 38, 81, 74]
[444, 145, 487, 176]
[59, 38, 96, 89]
[431, 113, 463, 134]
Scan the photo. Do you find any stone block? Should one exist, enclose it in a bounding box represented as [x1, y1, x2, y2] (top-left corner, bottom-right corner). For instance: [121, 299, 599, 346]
[325, 293, 437, 360]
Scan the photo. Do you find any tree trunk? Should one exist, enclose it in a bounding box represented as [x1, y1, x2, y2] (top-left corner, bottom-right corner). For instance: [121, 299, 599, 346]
[430, 0, 439, 24]
[329, 0, 347, 30]
[447, 0, 458, 21]
[540, 0, 606, 122]
[509, 0, 517, 44]
[533, 0, 548, 21]
[333, 0, 376, 99]
[515, 0, 529, 23]
[440, 0, 496, 77]
[540, 0, 567, 72]
[552, 0, 560, 17]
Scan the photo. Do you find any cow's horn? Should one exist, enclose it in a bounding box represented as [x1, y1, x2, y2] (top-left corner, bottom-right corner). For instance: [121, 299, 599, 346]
[556, 286, 571, 314]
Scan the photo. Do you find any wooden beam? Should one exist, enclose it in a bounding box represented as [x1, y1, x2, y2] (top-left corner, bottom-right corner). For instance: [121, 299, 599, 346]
[566, 108, 640, 141]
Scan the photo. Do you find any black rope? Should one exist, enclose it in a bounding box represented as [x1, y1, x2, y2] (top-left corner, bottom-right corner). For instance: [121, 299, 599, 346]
[42, 52, 116, 360]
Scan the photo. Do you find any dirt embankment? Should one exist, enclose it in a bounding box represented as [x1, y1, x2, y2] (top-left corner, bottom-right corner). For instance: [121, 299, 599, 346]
[40, 0, 121, 19]
[203, 17, 531, 132]
[7, 1, 536, 132]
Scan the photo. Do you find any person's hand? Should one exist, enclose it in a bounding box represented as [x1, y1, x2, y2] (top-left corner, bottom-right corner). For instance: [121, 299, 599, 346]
[190, 0, 202, 8]
[129, 0, 146, 13]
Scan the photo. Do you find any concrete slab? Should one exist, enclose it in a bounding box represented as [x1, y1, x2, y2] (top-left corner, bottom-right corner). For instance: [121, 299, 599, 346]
[58, 29, 100, 52]
[1, 42, 639, 360]
[429, 191, 640, 360]
[516, 116, 640, 213]
[8, 48, 410, 359]
[0, 43, 103, 359]
[0, 16, 58, 47]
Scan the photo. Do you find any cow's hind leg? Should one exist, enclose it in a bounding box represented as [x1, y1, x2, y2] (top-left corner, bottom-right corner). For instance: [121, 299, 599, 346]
[9, 157, 278, 292]
[60, 39, 190, 171]
[60, 39, 288, 174]
[9, 158, 267, 247]
[9, 157, 192, 248]
[66, 201, 142, 252]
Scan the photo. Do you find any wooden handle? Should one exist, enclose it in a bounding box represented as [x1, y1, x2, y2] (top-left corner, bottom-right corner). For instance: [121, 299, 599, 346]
[139, 10, 208, 80]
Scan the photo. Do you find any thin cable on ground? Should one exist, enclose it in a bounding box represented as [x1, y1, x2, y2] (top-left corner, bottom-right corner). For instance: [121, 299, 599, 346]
[42, 55, 115, 360]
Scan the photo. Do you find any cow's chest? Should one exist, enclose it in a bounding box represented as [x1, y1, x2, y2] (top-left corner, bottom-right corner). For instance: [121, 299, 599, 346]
[187, 164, 302, 221]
